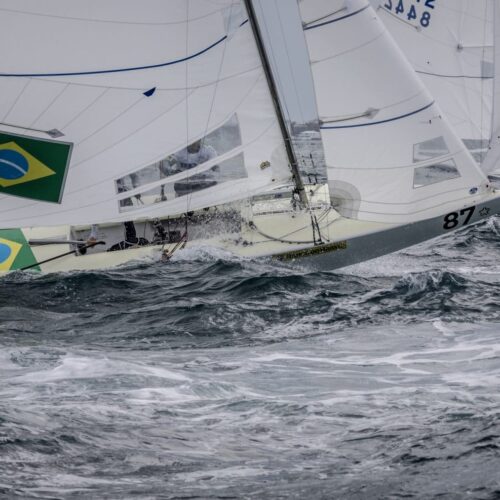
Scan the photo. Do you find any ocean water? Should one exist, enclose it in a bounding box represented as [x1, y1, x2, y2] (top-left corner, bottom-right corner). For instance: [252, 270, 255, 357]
[1, 218, 500, 499]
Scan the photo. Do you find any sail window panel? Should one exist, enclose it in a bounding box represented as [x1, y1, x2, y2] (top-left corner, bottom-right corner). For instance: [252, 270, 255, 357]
[118, 153, 247, 212]
[115, 114, 242, 193]
[413, 160, 460, 189]
[462, 139, 489, 165]
[413, 137, 449, 163]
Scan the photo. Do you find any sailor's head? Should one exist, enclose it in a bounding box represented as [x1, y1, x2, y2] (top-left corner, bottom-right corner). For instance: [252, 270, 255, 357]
[187, 140, 202, 154]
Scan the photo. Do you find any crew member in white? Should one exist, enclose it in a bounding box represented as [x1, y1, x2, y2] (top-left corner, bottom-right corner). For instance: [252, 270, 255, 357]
[159, 140, 218, 199]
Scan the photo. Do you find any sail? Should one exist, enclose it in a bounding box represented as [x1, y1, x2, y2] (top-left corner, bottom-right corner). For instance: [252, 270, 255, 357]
[0, 0, 291, 228]
[371, 0, 495, 167]
[298, 0, 490, 224]
[482, 1, 500, 173]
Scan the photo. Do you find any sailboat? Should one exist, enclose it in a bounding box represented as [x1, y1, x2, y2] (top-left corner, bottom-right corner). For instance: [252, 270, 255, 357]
[0, 0, 498, 273]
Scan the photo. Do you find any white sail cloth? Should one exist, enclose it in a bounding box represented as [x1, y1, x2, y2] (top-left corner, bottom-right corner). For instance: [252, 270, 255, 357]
[371, 0, 495, 168]
[482, 2, 500, 173]
[299, 0, 491, 224]
[0, 0, 290, 227]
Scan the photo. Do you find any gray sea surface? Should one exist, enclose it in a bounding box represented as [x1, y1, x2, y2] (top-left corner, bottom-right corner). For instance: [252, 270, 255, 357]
[1, 218, 500, 499]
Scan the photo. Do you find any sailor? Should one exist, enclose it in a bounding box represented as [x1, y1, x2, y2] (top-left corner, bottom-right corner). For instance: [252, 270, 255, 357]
[107, 221, 149, 252]
[159, 140, 219, 198]
[86, 224, 99, 244]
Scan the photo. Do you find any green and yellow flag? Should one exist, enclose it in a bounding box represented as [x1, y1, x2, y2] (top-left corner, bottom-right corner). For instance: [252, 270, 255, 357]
[0, 131, 72, 203]
[0, 229, 38, 271]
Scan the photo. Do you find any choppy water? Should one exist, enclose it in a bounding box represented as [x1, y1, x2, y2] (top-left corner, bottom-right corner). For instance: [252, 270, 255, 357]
[1, 218, 500, 499]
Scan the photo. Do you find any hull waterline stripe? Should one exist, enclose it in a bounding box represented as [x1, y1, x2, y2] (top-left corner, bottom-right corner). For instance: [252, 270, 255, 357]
[321, 101, 435, 130]
[304, 4, 370, 31]
[0, 20, 248, 78]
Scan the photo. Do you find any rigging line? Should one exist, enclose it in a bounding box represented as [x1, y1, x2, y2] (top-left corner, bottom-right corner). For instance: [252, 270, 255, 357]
[0, 20, 249, 78]
[19, 240, 106, 272]
[480, 0, 486, 152]
[248, 220, 327, 245]
[304, 4, 370, 31]
[185, 0, 191, 221]
[321, 101, 435, 129]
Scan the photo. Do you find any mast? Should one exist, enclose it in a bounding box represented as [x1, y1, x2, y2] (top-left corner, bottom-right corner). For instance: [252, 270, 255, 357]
[243, 0, 309, 207]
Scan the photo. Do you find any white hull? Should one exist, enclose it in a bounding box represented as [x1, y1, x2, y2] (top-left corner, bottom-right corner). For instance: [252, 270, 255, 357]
[2, 184, 500, 274]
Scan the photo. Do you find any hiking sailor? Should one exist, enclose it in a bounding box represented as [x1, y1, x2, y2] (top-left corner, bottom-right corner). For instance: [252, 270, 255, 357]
[159, 140, 219, 198]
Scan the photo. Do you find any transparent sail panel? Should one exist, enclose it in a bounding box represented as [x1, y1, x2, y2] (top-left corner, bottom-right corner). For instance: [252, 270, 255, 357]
[118, 153, 246, 212]
[413, 160, 460, 188]
[413, 137, 449, 162]
[115, 115, 242, 192]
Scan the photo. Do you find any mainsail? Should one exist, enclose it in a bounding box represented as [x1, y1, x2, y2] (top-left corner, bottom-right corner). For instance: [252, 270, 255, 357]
[371, 0, 495, 167]
[298, 0, 490, 224]
[0, 0, 291, 228]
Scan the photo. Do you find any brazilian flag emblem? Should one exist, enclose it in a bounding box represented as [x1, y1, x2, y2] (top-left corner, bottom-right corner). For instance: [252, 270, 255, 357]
[0, 237, 23, 271]
[0, 131, 72, 203]
[0, 229, 38, 271]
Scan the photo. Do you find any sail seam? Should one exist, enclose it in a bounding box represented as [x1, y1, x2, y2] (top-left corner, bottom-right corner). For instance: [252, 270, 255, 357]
[0, 20, 249, 78]
[304, 4, 370, 31]
[320, 101, 435, 129]
[416, 70, 493, 80]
